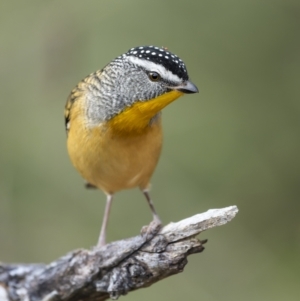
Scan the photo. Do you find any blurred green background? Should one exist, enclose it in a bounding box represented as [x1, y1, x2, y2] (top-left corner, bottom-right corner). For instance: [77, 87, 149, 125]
[1, 0, 300, 300]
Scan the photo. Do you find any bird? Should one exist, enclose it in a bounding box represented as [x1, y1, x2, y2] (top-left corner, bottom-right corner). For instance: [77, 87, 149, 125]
[64, 45, 198, 247]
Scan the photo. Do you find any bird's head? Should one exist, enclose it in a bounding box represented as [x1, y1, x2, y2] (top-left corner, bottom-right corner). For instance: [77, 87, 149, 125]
[86, 46, 198, 134]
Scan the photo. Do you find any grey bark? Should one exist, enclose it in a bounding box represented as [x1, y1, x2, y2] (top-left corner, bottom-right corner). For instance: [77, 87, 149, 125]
[0, 206, 238, 301]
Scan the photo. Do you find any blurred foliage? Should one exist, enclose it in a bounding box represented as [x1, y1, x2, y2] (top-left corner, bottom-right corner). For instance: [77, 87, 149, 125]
[0, 1, 300, 300]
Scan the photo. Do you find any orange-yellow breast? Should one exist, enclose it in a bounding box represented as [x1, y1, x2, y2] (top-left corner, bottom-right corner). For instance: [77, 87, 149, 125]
[67, 90, 183, 194]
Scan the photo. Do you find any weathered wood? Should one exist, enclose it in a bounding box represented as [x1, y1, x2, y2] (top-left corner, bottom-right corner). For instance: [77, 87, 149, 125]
[0, 206, 238, 301]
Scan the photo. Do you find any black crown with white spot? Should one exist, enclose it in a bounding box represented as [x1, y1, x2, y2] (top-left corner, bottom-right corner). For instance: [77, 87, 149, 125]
[124, 46, 189, 81]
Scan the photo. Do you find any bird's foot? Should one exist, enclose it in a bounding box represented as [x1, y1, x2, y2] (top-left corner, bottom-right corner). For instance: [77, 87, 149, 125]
[96, 236, 106, 249]
[140, 217, 162, 241]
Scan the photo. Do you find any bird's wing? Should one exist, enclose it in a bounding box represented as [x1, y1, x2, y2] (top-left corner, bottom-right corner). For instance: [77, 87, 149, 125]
[64, 91, 76, 134]
[65, 70, 104, 135]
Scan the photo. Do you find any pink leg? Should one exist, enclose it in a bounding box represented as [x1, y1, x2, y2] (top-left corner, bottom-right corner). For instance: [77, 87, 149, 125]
[143, 190, 161, 223]
[97, 194, 113, 247]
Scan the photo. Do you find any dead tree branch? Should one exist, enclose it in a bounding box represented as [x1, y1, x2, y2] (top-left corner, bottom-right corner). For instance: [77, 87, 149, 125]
[0, 206, 238, 301]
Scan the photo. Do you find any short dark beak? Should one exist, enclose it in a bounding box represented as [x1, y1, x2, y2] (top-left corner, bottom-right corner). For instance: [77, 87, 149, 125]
[177, 80, 199, 94]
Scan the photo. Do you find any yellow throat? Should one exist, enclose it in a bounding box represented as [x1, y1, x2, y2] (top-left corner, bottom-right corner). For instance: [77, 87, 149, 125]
[108, 90, 184, 135]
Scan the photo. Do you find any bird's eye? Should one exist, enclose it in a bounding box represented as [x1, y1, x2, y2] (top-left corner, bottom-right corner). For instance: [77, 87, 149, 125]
[148, 72, 161, 82]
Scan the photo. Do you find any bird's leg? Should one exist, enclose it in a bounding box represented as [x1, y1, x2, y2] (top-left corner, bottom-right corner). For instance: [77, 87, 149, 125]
[141, 189, 162, 240]
[143, 190, 162, 224]
[97, 194, 113, 248]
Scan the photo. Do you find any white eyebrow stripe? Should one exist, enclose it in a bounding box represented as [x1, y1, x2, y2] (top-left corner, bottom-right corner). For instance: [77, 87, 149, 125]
[127, 56, 181, 83]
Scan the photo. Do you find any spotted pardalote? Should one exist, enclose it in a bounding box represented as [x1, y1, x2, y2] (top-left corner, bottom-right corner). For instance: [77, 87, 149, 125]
[65, 46, 198, 247]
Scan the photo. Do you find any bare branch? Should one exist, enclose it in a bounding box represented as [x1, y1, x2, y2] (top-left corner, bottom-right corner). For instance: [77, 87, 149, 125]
[0, 206, 238, 301]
